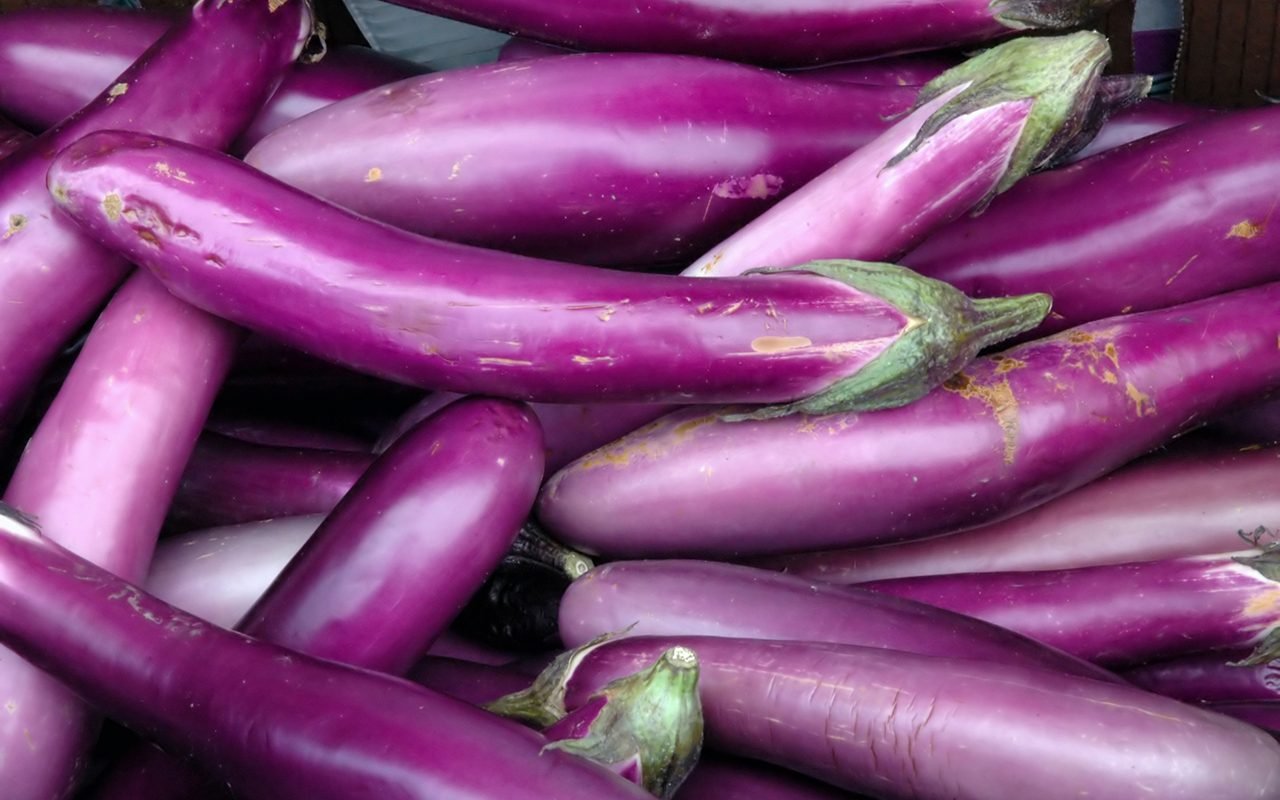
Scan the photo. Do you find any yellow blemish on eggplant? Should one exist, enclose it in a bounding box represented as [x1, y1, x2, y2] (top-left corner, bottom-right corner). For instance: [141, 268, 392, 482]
[365, 167, 383, 183]
[992, 356, 1026, 374]
[1244, 588, 1280, 618]
[696, 302, 715, 313]
[719, 300, 744, 316]
[943, 372, 1019, 466]
[1104, 342, 1120, 369]
[268, 0, 288, 12]
[598, 306, 618, 322]
[751, 335, 812, 354]
[106, 82, 128, 102]
[571, 355, 615, 366]
[1101, 369, 1118, 385]
[477, 357, 534, 367]
[1228, 220, 1264, 240]
[1125, 382, 1156, 417]
[137, 229, 160, 247]
[102, 193, 122, 222]
[3, 214, 26, 240]
[672, 415, 718, 440]
[152, 163, 193, 184]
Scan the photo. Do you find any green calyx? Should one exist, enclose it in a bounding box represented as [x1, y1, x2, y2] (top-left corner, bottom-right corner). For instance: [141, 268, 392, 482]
[731, 260, 1051, 421]
[894, 30, 1111, 204]
[1234, 546, 1280, 665]
[544, 647, 704, 800]
[993, 0, 1119, 30]
[511, 519, 595, 579]
[485, 628, 631, 728]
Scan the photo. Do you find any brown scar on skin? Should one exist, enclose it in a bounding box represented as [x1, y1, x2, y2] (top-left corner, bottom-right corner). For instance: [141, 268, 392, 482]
[751, 335, 812, 354]
[365, 167, 383, 183]
[102, 193, 123, 222]
[943, 372, 1019, 466]
[1228, 220, 1264, 240]
[1125, 382, 1157, 417]
[3, 214, 26, 240]
[672, 415, 718, 440]
[106, 82, 128, 102]
[1165, 254, 1199, 286]
[992, 356, 1027, 374]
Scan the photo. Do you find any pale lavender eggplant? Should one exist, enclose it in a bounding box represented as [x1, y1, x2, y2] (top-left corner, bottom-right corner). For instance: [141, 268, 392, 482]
[862, 550, 1280, 667]
[1065, 98, 1213, 161]
[755, 440, 1280, 582]
[146, 516, 323, 628]
[373, 0, 1114, 67]
[0, 7, 424, 151]
[92, 396, 546, 800]
[246, 54, 916, 268]
[559, 560, 1118, 682]
[0, 271, 239, 800]
[1214, 396, 1280, 444]
[167, 435, 372, 531]
[540, 282, 1280, 557]
[0, 0, 312, 450]
[549, 635, 1280, 799]
[0, 505, 653, 800]
[903, 104, 1280, 337]
[0, 114, 30, 161]
[51, 131, 1048, 418]
[1125, 649, 1280, 704]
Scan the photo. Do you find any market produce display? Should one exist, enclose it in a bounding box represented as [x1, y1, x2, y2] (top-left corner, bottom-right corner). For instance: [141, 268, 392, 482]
[1, 1, 1279, 798]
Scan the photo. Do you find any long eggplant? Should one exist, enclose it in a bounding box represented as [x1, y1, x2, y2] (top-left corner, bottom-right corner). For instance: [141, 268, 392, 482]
[1214, 396, 1280, 444]
[540, 282, 1280, 557]
[1125, 649, 1280, 704]
[91, 396, 545, 800]
[203, 414, 374, 452]
[0, 503, 652, 800]
[755, 439, 1280, 582]
[0, 271, 239, 799]
[1065, 98, 1213, 162]
[902, 104, 1280, 337]
[370, 0, 1115, 67]
[0, 113, 29, 161]
[49, 131, 1049, 418]
[246, 54, 917, 268]
[0, 0, 312, 450]
[0, 7, 424, 152]
[559, 560, 1117, 682]
[507, 634, 1280, 799]
[1207, 701, 1280, 735]
[862, 549, 1280, 667]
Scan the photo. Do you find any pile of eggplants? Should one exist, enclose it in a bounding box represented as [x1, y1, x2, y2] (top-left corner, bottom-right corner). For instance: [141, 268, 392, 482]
[3, 1, 1280, 798]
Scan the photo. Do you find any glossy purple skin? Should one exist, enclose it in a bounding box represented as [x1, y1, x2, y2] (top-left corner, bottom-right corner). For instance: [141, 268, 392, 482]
[560, 636, 1280, 799]
[1214, 396, 1280, 444]
[245, 54, 914, 267]
[411, 655, 535, 705]
[52, 132, 921, 409]
[902, 105, 1280, 337]
[1210, 702, 1280, 735]
[376, 0, 1036, 67]
[540, 282, 1280, 557]
[0, 7, 424, 152]
[0, 114, 30, 161]
[560, 560, 1117, 682]
[1065, 98, 1214, 161]
[0, 509, 654, 800]
[0, 271, 239, 800]
[862, 553, 1280, 667]
[95, 396, 546, 800]
[168, 435, 372, 531]
[1125, 649, 1280, 704]
[0, 0, 311, 450]
[756, 440, 1280, 582]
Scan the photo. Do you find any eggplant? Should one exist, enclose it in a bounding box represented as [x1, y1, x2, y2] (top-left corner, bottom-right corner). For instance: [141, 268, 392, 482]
[0, 272, 239, 799]
[863, 549, 1280, 667]
[0, 503, 652, 800]
[1208, 702, 1280, 735]
[0, 7, 425, 152]
[168, 435, 372, 531]
[791, 52, 962, 87]
[454, 556, 569, 651]
[1126, 649, 1280, 704]
[246, 54, 917, 269]
[1213, 396, 1280, 445]
[559, 560, 1118, 682]
[902, 104, 1280, 338]
[49, 131, 1049, 419]
[91, 395, 546, 800]
[203, 414, 375, 453]
[0, 113, 29, 161]
[411, 655, 537, 706]
[0, 0, 313, 450]
[540, 282, 1280, 558]
[1065, 98, 1214, 162]
[500, 634, 1280, 799]
[755, 438, 1280, 582]
[369, 0, 1115, 67]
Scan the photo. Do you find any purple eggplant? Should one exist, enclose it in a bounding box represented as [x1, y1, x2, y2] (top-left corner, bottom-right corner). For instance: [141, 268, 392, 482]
[1065, 97, 1214, 162]
[0, 0, 313, 451]
[498, 634, 1280, 799]
[540, 282, 1280, 558]
[0, 7, 424, 151]
[1208, 702, 1280, 735]
[1125, 649, 1280, 704]
[203, 414, 375, 452]
[862, 549, 1280, 667]
[1214, 396, 1280, 444]
[0, 503, 652, 800]
[91, 395, 545, 800]
[755, 438, 1280, 582]
[49, 131, 1049, 418]
[371, 0, 1115, 67]
[0, 271, 239, 799]
[245, 54, 916, 268]
[792, 52, 962, 87]
[0, 114, 30, 161]
[559, 560, 1117, 682]
[902, 104, 1280, 337]
[411, 655, 536, 706]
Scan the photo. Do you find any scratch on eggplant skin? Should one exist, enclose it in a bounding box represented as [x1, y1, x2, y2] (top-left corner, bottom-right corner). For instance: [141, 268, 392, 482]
[152, 162, 194, 184]
[751, 335, 813, 354]
[1165, 254, 1199, 286]
[992, 355, 1026, 374]
[1228, 220, 1265, 240]
[2, 214, 25, 240]
[477, 357, 534, 367]
[571, 355, 616, 366]
[943, 372, 1019, 466]
[102, 193, 123, 222]
[1125, 382, 1157, 417]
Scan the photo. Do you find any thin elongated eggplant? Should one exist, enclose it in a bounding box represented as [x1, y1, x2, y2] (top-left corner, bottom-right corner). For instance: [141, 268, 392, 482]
[369, 0, 1115, 67]
[862, 549, 1280, 667]
[1125, 649, 1280, 704]
[0, 504, 653, 800]
[1208, 701, 1280, 735]
[755, 439, 1280, 582]
[1065, 98, 1213, 161]
[540, 282, 1280, 557]
[559, 560, 1117, 682]
[91, 396, 546, 800]
[0, 7, 424, 151]
[246, 54, 917, 268]
[0, 0, 312, 450]
[903, 104, 1280, 337]
[49, 131, 1049, 418]
[504, 634, 1280, 799]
